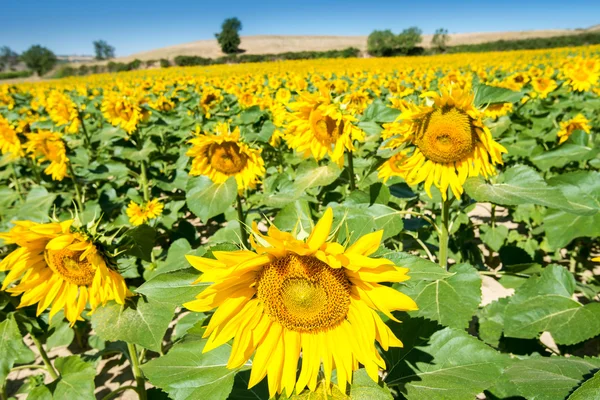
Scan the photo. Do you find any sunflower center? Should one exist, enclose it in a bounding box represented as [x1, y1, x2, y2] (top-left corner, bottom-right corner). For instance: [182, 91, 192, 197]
[309, 108, 342, 146]
[208, 142, 247, 174]
[44, 247, 96, 286]
[203, 94, 217, 105]
[573, 69, 589, 82]
[256, 254, 351, 332]
[415, 107, 475, 163]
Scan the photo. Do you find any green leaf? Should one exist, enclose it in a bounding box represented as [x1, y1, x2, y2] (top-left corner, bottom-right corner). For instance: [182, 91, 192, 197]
[361, 101, 400, 123]
[186, 176, 237, 222]
[504, 264, 600, 345]
[122, 224, 156, 262]
[52, 356, 96, 399]
[0, 314, 34, 384]
[500, 356, 600, 400]
[294, 163, 342, 192]
[142, 339, 240, 400]
[46, 317, 74, 350]
[543, 210, 600, 250]
[474, 84, 523, 107]
[569, 369, 600, 400]
[479, 224, 509, 252]
[155, 238, 206, 274]
[273, 200, 313, 233]
[91, 296, 174, 352]
[400, 263, 481, 329]
[547, 171, 600, 215]
[366, 205, 404, 240]
[385, 323, 510, 399]
[136, 268, 208, 307]
[16, 186, 57, 221]
[464, 165, 591, 215]
[478, 297, 510, 347]
[531, 143, 598, 171]
[348, 369, 393, 400]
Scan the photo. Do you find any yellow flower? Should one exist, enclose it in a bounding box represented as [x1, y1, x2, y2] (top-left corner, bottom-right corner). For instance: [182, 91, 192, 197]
[46, 90, 81, 134]
[530, 77, 558, 99]
[184, 208, 417, 397]
[563, 62, 599, 92]
[150, 95, 175, 112]
[199, 86, 223, 115]
[187, 122, 265, 191]
[286, 91, 364, 167]
[101, 91, 145, 134]
[0, 115, 23, 160]
[0, 220, 130, 326]
[24, 131, 69, 181]
[557, 114, 591, 144]
[379, 87, 507, 200]
[126, 199, 164, 226]
[484, 102, 513, 120]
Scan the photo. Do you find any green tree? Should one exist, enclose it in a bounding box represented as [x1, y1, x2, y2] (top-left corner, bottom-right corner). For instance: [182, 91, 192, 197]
[20, 45, 57, 76]
[0, 46, 19, 71]
[432, 28, 450, 52]
[215, 17, 242, 54]
[396, 26, 422, 54]
[93, 40, 115, 60]
[367, 30, 398, 57]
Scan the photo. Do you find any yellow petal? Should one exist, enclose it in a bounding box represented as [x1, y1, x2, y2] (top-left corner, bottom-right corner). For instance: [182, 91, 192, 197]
[306, 208, 333, 251]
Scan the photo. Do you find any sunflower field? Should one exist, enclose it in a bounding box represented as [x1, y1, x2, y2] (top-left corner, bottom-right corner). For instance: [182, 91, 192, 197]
[0, 44, 599, 400]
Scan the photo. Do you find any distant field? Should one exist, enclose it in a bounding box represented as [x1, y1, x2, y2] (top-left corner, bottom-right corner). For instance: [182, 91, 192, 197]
[115, 27, 599, 62]
[55, 26, 598, 65]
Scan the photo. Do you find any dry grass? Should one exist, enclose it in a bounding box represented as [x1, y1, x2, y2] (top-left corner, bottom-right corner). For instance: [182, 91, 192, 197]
[112, 27, 595, 62]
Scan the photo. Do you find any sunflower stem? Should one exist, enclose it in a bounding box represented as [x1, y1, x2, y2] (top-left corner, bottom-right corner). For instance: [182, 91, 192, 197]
[11, 162, 23, 201]
[32, 336, 59, 380]
[77, 109, 92, 150]
[439, 198, 450, 269]
[236, 194, 249, 248]
[347, 150, 356, 191]
[140, 160, 150, 202]
[67, 162, 84, 212]
[127, 343, 147, 400]
[101, 385, 138, 400]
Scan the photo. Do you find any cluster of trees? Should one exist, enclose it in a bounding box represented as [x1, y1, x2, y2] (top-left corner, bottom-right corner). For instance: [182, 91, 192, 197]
[367, 27, 450, 57]
[0, 39, 118, 79]
[93, 40, 115, 60]
[215, 17, 243, 54]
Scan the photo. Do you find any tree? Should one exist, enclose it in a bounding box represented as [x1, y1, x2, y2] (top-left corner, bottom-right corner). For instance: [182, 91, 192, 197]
[432, 28, 450, 52]
[0, 46, 19, 71]
[396, 27, 423, 54]
[93, 40, 115, 60]
[367, 30, 398, 57]
[20, 45, 57, 76]
[215, 17, 242, 54]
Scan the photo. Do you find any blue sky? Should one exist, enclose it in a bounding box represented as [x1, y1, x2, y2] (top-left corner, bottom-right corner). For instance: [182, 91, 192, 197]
[2, 0, 599, 56]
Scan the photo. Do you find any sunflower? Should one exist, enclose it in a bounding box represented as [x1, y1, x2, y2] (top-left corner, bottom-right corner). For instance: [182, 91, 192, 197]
[101, 91, 145, 134]
[199, 86, 223, 116]
[378, 88, 507, 200]
[0, 220, 130, 326]
[46, 90, 81, 134]
[24, 131, 69, 181]
[530, 77, 558, 99]
[150, 95, 175, 112]
[484, 102, 513, 120]
[184, 208, 416, 397]
[557, 114, 591, 144]
[0, 115, 22, 160]
[563, 61, 599, 92]
[285, 91, 364, 167]
[126, 199, 164, 226]
[187, 122, 265, 191]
